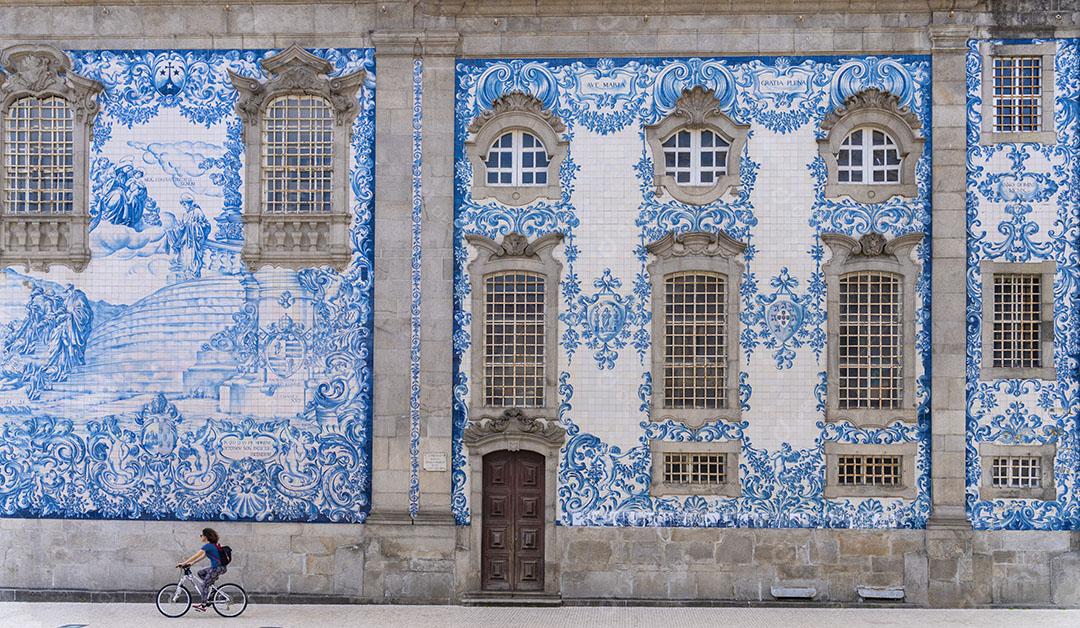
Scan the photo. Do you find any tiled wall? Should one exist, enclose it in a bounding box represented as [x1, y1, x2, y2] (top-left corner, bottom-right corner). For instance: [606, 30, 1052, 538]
[965, 39, 1080, 530]
[452, 55, 934, 528]
[0, 48, 377, 522]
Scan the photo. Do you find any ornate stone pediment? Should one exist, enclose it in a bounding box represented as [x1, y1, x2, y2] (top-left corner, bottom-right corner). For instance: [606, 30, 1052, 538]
[820, 231, 923, 261]
[820, 88, 922, 135]
[466, 231, 563, 262]
[645, 230, 747, 261]
[0, 44, 102, 123]
[672, 85, 725, 129]
[229, 44, 365, 126]
[467, 91, 566, 135]
[463, 408, 566, 448]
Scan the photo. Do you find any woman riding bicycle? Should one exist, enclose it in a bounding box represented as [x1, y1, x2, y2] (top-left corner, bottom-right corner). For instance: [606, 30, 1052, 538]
[176, 528, 227, 612]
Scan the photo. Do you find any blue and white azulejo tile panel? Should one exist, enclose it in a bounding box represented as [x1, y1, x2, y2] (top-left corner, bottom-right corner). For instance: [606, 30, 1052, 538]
[0, 48, 377, 523]
[965, 39, 1080, 531]
[452, 55, 934, 529]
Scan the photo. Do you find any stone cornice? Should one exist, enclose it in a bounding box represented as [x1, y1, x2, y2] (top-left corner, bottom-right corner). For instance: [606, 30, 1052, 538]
[369, 31, 461, 56]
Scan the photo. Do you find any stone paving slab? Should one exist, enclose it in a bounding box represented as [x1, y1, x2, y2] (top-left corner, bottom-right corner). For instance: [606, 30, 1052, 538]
[1, 603, 1079, 628]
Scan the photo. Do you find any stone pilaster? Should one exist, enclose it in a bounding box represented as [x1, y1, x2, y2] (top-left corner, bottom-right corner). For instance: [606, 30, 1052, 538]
[926, 18, 981, 608]
[927, 21, 976, 531]
[367, 32, 419, 523]
[417, 32, 461, 519]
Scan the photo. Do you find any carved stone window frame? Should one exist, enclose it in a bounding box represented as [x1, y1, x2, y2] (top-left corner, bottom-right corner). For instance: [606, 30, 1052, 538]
[979, 41, 1057, 145]
[462, 408, 566, 597]
[646, 230, 746, 428]
[645, 86, 750, 206]
[465, 231, 563, 417]
[979, 260, 1056, 381]
[821, 231, 923, 426]
[465, 92, 568, 207]
[823, 442, 918, 499]
[978, 441, 1057, 502]
[0, 44, 101, 272]
[818, 88, 925, 205]
[649, 440, 741, 498]
[229, 44, 365, 271]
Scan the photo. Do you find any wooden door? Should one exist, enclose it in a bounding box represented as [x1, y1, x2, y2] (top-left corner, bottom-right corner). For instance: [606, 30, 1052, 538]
[481, 450, 545, 592]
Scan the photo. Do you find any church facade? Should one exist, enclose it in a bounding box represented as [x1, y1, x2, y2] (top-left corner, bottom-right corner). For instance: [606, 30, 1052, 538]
[0, 0, 1077, 607]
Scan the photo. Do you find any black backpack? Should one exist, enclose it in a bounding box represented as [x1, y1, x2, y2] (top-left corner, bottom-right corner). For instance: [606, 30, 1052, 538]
[216, 544, 232, 567]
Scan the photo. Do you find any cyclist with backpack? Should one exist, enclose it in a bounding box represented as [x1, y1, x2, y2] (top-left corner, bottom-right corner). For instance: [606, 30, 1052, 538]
[176, 528, 232, 612]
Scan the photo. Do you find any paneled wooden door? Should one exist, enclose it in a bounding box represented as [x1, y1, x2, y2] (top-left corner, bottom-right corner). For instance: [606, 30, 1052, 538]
[481, 450, 545, 592]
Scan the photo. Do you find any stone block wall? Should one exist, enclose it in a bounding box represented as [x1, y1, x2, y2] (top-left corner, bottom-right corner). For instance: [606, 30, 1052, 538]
[0, 518, 457, 604]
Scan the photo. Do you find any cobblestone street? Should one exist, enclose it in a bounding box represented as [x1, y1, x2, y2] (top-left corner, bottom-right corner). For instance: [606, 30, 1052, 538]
[2, 603, 1079, 628]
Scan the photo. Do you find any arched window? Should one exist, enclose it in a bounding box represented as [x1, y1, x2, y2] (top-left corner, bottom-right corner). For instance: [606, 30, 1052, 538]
[0, 44, 101, 272]
[4, 95, 74, 213]
[818, 89, 924, 204]
[661, 128, 731, 186]
[466, 92, 567, 206]
[230, 45, 365, 271]
[484, 130, 550, 187]
[262, 94, 334, 214]
[836, 128, 902, 185]
[645, 86, 749, 206]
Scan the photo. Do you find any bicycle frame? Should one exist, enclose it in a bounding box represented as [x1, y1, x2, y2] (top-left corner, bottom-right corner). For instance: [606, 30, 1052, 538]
[174, 567, 231, 605]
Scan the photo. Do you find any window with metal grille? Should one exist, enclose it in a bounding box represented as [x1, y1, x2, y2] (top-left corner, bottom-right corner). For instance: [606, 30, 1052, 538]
[990, 456, 1041, 489]
[992, 273, 1042, 369]
[664, 271, 727, 409]
[836, 454, 902, 486]
[992, 56, 1042, 133]
[262, 94, 334, 213]
[3, 96, 74, 213]
[663, 452, 727, 486]
[483, 271, 546, 407]
[836, 128, 902, 185]
[838, 272, 903, 409]
[662, 128, 730, 186]
[484, 130, 549, 187]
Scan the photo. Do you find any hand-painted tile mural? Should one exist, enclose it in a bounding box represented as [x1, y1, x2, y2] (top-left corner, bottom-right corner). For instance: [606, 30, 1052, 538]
[0, 48, 376, 522]
[452, 55, 934, 528]
[965, 39, 1080, 530]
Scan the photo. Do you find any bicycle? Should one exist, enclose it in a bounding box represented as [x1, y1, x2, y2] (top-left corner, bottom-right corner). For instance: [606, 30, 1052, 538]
[155, 565, 248, 618]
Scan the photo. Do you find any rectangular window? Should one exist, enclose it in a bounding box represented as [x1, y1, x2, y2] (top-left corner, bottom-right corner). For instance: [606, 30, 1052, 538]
[663, 452, 727, 486]
[992, 56, 1042, 133]
[262, 95, 334, 213]
[837, 272, 903, 409]
[991, 273, 1042, 369]
[836, 454, 902, 487]
[990, 456, 1041, 489]
[4, 96, 74, 213]
[483, 272, 546, 407]
[663, 272, 727, 409]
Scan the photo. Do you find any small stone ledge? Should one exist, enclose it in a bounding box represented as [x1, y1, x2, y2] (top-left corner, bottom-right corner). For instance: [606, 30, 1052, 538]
[857, 586, 905, 601]
[770, 585, 817, 599]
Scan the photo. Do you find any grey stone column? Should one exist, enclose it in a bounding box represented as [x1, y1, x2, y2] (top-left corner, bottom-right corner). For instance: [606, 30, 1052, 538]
[367, 33, 419, 523]
[417, 33, 461, 519]
[927, 22, 976, 531]
[926, 20, 986, 608]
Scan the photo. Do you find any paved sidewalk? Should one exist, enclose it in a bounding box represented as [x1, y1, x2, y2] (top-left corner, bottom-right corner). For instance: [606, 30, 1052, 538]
[2, 603, 1079, 628]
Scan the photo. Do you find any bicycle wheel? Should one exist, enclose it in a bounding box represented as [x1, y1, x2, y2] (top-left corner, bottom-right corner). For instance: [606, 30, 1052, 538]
[156, 583, 191, 618]
[211, 583, 248, 617]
